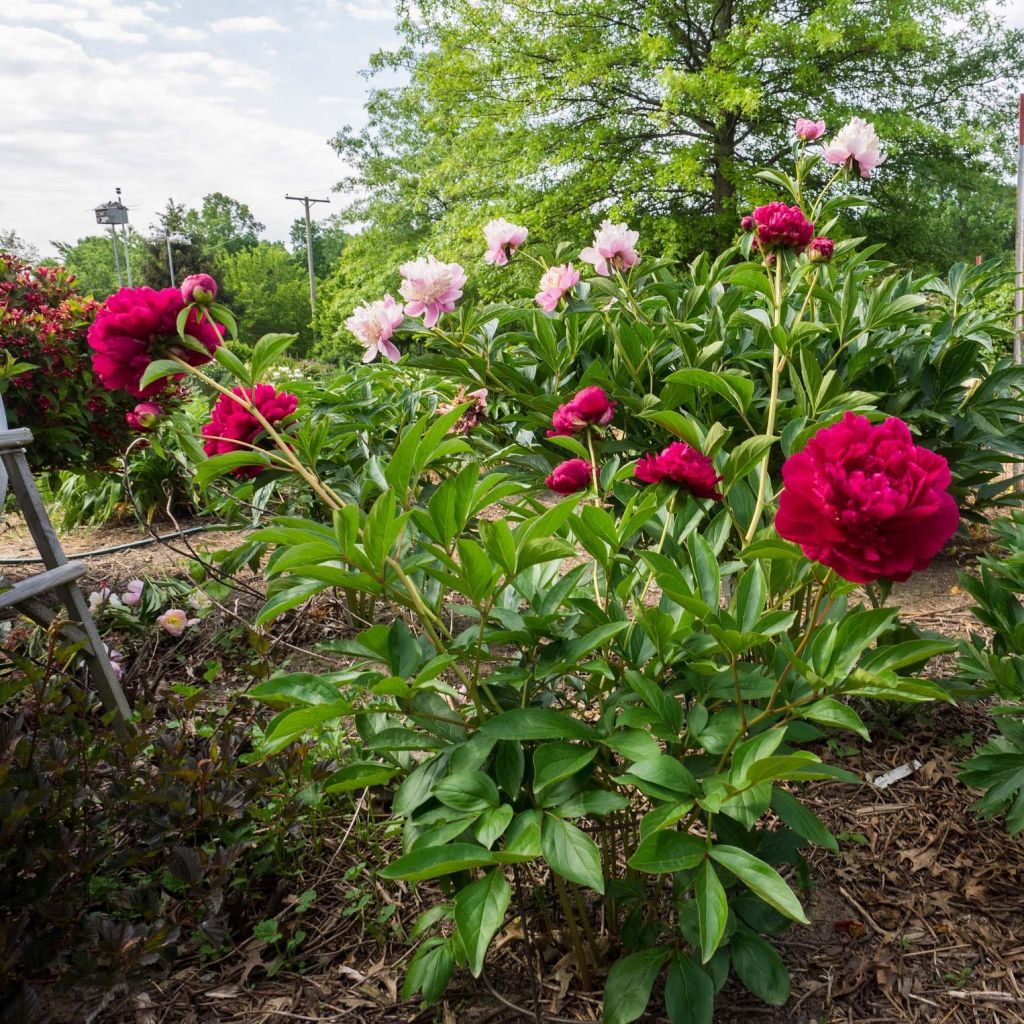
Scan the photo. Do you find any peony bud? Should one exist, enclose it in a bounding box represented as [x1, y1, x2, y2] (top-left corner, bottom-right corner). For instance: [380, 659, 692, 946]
[740, 215, 755, 231]
[808, 237, 835, 263]
[126, 401, 163, 431]
[794, 118, 826, 142]
[180, 273, 218, 306]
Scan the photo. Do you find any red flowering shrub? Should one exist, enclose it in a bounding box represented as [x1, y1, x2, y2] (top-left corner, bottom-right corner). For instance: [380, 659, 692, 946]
[201, 384, 299, 479]
[774, 412, 959, 583]
[88, 286, 223, 398]
[635, 441, 722, 499]
[0, 255, 150, 472]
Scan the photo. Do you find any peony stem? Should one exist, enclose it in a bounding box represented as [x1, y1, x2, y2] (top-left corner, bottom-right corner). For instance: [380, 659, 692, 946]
[637, 492, 676, 607]
[744, 255, 786, 544]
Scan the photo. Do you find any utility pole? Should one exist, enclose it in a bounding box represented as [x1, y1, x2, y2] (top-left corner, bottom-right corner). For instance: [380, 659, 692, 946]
[285, 194, 330, 315]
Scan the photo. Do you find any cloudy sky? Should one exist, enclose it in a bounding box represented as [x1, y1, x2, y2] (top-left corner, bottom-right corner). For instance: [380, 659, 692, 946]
[1, 0, 400, 257]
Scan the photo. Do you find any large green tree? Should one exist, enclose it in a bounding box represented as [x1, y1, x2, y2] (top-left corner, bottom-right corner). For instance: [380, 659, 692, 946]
[324, 0, 1024, 328]
[54, 231, 152, 298]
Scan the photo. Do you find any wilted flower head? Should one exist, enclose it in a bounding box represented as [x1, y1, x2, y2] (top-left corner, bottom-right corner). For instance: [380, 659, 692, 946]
[752, 202, 815, 252]
[88, 587, 112, 612]
[180, 273, 217, 305]
[548, 386, 616, 437]
[483, 218, 529, 266]
[580, 220, 639, 277]
[437, 386, 488, 434]
[775, 412, 959, 583]
[126, 402, 163, 431]
[88, 286, 224, 397]
[794, 118, 826, 141]
[822, 116, 885, 178]
[157, 608, 199, 637]
[635, 442, 722, 500]
[201, 383, 299, 479]
[546, 458, 594, 495]
[121, 579, 144, 607]
[808, 237, 835, 263]
[535, 263, 580, 312]
[346, 294, 405, 363]
[398, 256, 467, 328]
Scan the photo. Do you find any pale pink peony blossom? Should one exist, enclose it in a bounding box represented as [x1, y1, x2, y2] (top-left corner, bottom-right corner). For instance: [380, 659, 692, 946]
[535, 264, 581, 312]
[483, 218, 529, 266]
[794, 118, 826, 141]
[399, 256, 467, 329]
[121, 579, 144, 607]
[580, 219, 640, 277]
[157, 608, 199, 637]
[822, 116, 885, 178]
[346, 294, 405, 363]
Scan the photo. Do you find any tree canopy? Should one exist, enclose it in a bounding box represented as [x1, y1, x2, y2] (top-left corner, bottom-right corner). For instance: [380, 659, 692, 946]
[319, 0, 1024, 341]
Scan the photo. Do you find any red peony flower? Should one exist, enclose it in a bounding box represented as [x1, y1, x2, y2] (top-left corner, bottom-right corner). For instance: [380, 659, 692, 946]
[126, 401, 163, 431]
[547, 386, 616, 437]
[634, 442, 722, 500]
[180, 273, 218, 305]
[774, 412, 959, 583]
[808, 237, 835, 263]
[88, 286, 223, 398]
[740, 215, 755, 231]
[201, 383, 299, 479]
[546, 458, 594, 494]
[752, 202, 815, 252]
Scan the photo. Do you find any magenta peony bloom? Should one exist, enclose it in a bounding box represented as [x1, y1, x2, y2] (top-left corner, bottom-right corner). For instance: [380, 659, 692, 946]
[535, 263, 580, 312]
[483, 218, 529, 266]
[398, 256, 467, 329]
[774, 412, 959, 583]
[808, 237, 835, 263]
[88, 286, 224, 398]
[794, 118, 826, 141]
[437, 386, 488, 434]
[546, 458, 594, 494]
[752, 202, 815, 252]
[346, 294, 405, 363]
[180, 273, 217, 305]
[201, 383, 299, 479]
[547, 386, 616, 437]
[157, 608, 199, 637]
[634, 442, 722, 500]
[822, 116, 885, 178]
[580, 219, 640, 277]
[126, 401, 163, 431]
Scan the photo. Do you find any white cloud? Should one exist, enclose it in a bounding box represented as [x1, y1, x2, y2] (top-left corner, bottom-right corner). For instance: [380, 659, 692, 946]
[343, 0, 394, 20]
[209, 15, 286, 34]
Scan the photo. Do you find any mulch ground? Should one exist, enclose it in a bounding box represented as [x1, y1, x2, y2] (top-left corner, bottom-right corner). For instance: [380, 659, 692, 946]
[5, 517, 1023, 1024]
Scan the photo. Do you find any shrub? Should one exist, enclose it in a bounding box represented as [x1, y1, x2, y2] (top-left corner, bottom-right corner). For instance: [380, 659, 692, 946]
[0, 256, 135, 473]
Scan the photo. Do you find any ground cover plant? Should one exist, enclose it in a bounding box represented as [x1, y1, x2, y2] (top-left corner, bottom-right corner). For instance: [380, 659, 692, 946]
[2, 120, 1023, 1022]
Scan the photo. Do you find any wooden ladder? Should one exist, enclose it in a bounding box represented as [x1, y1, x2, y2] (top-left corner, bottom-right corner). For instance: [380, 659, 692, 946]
[0, 427, 131, 725]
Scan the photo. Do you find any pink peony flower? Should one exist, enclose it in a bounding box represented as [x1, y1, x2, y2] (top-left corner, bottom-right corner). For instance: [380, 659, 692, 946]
[535, 263, 580, 312]
[121, 579, 144, 607]
[346, 294, 405, 363]
[794, 118, 826, 141]
[546, 458, 594, 494]
[201, 383, 299, 479]
[580, 219, 640, 277]
[774, 412, 959, 583]
[808, 237, 835, 263]
[822, 116, 885, 178]
[483, 218, 529, 266]
[547, 386, 616, 437]
[752, 202, 815, 252]
[180, 273, 217, 305]
[634, 442, 722, 500]
[157, 608, 199, 637]
[126, 401, 163, 431]
[740, 215, 755, 232]
[398, 256, 467, 329]
[88, 286, 224, 398]
[437, 386, 488, 434]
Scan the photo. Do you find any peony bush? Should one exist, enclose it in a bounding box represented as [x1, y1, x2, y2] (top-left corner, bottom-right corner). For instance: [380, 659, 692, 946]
[83, 117, 1017, 1021]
